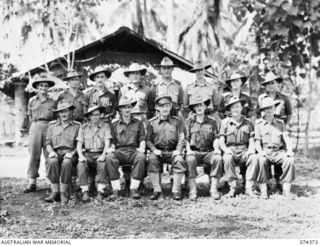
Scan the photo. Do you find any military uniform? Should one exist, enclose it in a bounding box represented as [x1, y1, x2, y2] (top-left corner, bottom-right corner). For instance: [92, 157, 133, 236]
[220, 117, 258, 185]
[77, 121, 112, 189]
[185, 116, 223, 179]
[105, 117, 146, 181]
[27, 95, 56, 179]
[254, 118, 295, 184]
[86, 87, 117, 122]
[258, 92, 292, 124]
[119, 84, 156, 119]
[58, 89, 88, 122]
[46, 119, 80, 185]
[183, 80, 220, 115]
[153, 79, 184, 116]
[219, 91, 254, 119]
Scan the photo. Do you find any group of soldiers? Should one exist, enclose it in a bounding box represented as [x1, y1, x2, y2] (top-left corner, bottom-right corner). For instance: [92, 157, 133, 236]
[23, 56, 296, 204]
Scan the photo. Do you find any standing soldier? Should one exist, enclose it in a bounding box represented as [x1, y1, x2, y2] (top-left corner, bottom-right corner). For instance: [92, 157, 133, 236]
[154, 57, 184, 116]
[77, 105, 112, 202]
[147, 96, 186, 200]
[86, 66, 117, 122]
[58, 70, 88, 122]
[105, 96, 147, 200]
[185, 95, 223, 201]
[24, 74, 56, 193]
[258, 72, 292, 124]
[219, 96, 259, 198]
[255, 97, 295, 199]
[183, 60, 219, 118]
[44, 102, 80, 204]
[119, 63, 156, 120]
[218, 72, 254, 121]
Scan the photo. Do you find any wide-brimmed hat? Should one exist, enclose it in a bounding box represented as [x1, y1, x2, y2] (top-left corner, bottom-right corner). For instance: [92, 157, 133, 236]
[155, 57, 177, 68]
[31, 74, 56, 89]
[123, 63, 147, 77]
[155, 95, 172, 106]
[188, 95, 211, 110]
[117, 96, 137, 109]
[52, 101, 75, 112]
[189, 60, 211, 73]
[63, 70, 83, 81]
[84, 104, 104, 117]
[258, 97, 281, 112]
[225, 72, 248, 86]
[89, 66, 112, 81]
[261, 72, 283, 85]
[224, 96, 246, 110]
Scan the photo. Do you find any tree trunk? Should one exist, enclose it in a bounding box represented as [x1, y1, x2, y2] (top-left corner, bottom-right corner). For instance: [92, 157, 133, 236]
[166, 0, 175, 51]
[14, 80, 28, 146]
[135, 0, 144, 35]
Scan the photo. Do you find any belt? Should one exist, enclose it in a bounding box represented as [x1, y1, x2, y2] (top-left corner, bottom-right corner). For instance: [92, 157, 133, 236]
[34, 118, 49, 122]
[227, 143, 247, 147]
[264, 146, 281, 151]
[191, 147, 213, 152]
[158, 146, 175, 152]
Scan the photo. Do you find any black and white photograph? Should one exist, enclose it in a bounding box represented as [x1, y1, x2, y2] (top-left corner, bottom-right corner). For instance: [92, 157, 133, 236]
[0, 0, 319, 242]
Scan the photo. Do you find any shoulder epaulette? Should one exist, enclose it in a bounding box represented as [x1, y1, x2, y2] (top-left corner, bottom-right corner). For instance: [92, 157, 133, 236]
[207, 115, 216, 121]
[223, 92, 231, 97]
[171, 115, 181, 121]
[255, 118, 264, 124]
[111, 118, 119, 124]
[275, 118, 285, 124]
[73, 121, 81, 125]
[149, 115, 159, 122]
[48, 120, 57, 125]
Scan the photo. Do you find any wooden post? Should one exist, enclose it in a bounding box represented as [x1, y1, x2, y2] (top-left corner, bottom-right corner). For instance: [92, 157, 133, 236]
[14, 80, 27, 146]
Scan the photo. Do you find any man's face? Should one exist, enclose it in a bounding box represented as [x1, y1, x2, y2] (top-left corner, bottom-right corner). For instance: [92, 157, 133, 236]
[37, 82, 50, 94]
[264, 105, 275, 117]
[266, 80, 278, 93]
[68, 77, 81, 89]
[160, 66, 173, 79]
[194, 102, 206, 115]
[89, 109, 101, 124]
[230, 78, 242, 90]
[230, 102, 243, 117]
[119, 105, 132, 117]
[94, 72, 107, 87]
[158, 103, 172, 117]
[195, 68, 205, 80]
[129, 71, 142, 84]
[58, 109, 72, 122]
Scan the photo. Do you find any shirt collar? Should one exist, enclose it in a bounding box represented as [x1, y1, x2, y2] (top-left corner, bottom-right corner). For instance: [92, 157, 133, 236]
[229, 116, 244, 127]
[118, 116, 135, 124]
[57, 118, 74, 126]
[194, 79, 207, 87]
[160, 78, 174, 85]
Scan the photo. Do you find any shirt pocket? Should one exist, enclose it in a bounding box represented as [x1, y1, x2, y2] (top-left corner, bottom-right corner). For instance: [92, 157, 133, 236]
[260, 129, 270, 145]
[190, 128, 201, 145]
[83, 132, 94, 149]
[240, 125, 250, 142]
[271, 129, 283, 145]
[52, 132, 62, 147]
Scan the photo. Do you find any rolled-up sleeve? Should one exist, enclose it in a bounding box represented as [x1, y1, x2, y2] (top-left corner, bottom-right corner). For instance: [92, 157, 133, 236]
[77, 126, 84, 144]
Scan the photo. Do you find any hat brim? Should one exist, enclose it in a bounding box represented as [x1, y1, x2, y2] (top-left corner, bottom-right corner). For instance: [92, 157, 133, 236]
[261, 77, 283, 85]
[225, 99, 246, 110]
[155, 64, 177, 68]
[116, 101, 137, 109]
[32, 80, 55, 89]
[89, 70, 112, 81]
[84, 106, 105, 117]
[258, 101, 281, 112]
[52, 105, 75, 112]
[189, 64, 211, 73]
[155, 96, 173, 106]
[63, 74, 83, 81]
[123, 69, 147, 78]
[225, 76, 248, 86]
[189, 99, 211, 111]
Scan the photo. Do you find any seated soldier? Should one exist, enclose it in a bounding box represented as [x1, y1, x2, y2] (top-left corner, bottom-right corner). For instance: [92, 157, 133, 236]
[255, 97, 295, 199]
[219, 96, 259, 198]
[185, 95, 223, 201]
[45, 102, 81, 204]
[147, 96, 187, 201]
[77, 105, 112, 202]
[105, 96, 147, 200]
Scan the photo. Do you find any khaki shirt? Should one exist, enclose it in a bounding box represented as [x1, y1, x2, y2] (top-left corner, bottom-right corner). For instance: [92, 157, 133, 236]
[46, 120, 81, 150]
[184, 80, 219, 112]
[219, 91, 254, 118]
[86, 87, 117, 117]
[110, 117, 145, 148]
[119, 83, 155, 119]
[254, 117, 286, 151]
[153, 79, 183, 110]
[77, 121, 112, 152]
[186, 116, 218, 150]
[147, 115, 185, 152]
[220, 116, 254, 149]
[58, 89, 88, 122]
[27, 95, 57, 122]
